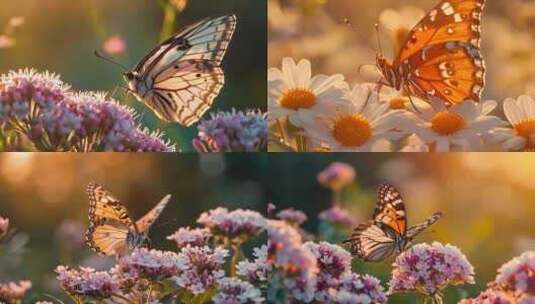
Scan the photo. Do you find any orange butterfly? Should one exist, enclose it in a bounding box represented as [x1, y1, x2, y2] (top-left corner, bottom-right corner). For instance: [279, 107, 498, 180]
[376, 0, 486, 107]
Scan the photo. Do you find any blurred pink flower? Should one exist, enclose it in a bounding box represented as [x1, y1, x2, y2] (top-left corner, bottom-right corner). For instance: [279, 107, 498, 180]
[101, 35, 126, 55]
[174, 246, 229, 295]
[167, 227, 211, 248]
[117, 248, 180, 281]
[8, 17, 25, 29]
[388, 242, 475, 297]
[0, 35, 15, 49]
[0, 216, 9, 237]
[276, 208, 307, 226]
[55, 219, 85, 248]
[55, 266, 118, 300]
[318, 206, 355, 227]
[459, 289, 515, 304]
[317, 162, 356, 190]
[0, 281, 31, 303]
[213, 277, 264, 304]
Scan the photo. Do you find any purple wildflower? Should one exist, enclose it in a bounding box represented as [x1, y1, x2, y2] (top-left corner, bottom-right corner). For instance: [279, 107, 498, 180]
[236, 245, 270, 284]
[276, 208, 308, 226]
[193, 109, 267, 152]
[388, 242, 475, 296]
[117, 248, 180, 281]
[55, 219, 85, 248]
[318, 206, 355, 227]
[174, 246, 229, 295]
[55, 266, 119, 300]
[495, 251, 535, 294]
[459, 289, 516, 304]
[0, 281, 31, 303]
[0, 69, 175, 152]
[329, 272, 388, 304]
[212, 277, 264, 304]
[166, 227, 211, 248]
[317, 162, 356, 190]
[268, 220, 318, 302]
[197, 207, 266, 243]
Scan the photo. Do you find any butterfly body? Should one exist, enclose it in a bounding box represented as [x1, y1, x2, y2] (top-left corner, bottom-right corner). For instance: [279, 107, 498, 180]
[85, 183, 171, 256]
[376, 0, 486, 106]
[124, 15, 237, 126]
[343, 184, 442, 262]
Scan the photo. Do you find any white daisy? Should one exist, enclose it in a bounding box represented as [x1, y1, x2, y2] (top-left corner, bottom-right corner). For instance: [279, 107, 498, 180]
[492, 95, 535, 151]
[400, 100, 506, 152]
[301, 83, 412, 152]
[268, 57, 348, 128]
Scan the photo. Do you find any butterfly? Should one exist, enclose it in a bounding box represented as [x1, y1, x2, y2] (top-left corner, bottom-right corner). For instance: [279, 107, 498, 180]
[122, 15, 237, 126]
[376, 0, 486, 107]
[343, 184, 442, 262]
[85, 182, 171, 256]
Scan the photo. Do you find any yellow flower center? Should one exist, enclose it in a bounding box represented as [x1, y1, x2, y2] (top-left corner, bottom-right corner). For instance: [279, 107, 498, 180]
[515, 119, 535, 149]
[389, 96, 409, 109]
[279, 88, 316, 110]
[332, 114, 372, 147]
[431, 111, 466, 135]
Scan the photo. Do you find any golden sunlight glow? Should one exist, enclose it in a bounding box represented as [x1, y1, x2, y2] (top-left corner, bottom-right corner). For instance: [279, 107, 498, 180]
[332, 114, 372, 147]
[431, 111, 466, 135]
[279, 88, 316, 110]
[0, 153, 35, 183]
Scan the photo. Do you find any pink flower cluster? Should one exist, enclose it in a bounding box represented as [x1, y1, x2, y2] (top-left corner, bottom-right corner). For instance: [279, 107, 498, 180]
[0, 215, 8, 237]
[117, 248, 180, 281]
[0, 281, 32, 303]
[198, 207, 266, 242]
[318, 205, 355, 227]
[317, 162, 356, 190]
[276, 208, 308, 226]
[331, 272, 388, 304]
[55, 266, 119, 300]
[166, 227, 211, 248]
[212, 277, 264, 304]
[174, 246, 229, 294]
[237, 245, 270, 284]
[388, 242, 475, 296]
[461, 251, 535, 304]
[0, 69, 174, 151]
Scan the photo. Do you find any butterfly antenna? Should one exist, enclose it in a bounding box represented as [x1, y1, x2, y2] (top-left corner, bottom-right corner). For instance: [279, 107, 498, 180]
[94, 50, 128, 71]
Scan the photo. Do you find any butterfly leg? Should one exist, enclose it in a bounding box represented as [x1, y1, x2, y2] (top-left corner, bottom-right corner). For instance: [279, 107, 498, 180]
[404, 85, 422, 114]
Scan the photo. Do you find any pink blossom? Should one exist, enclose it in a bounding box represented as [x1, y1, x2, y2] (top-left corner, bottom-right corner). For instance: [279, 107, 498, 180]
[117, 248, 180, 281]
[237, 245, 270, 284]
[459, 289, 515, 304]
[166, 227, 211, 248]
[0, 215, 9, 237]
[0, 281, 31, 303]
[495, 251, 535, 294]
[55, 266, 118, 300]
[276, 208, 308, 226]
[318, 206, 355, 227]
[174, 246, 229, 294]
[197, 207, 266, 242]
[317, 162, 356, 190]
[388, 242, 475, 296]
[102, 35, 126, 55]
[329, 272, 388, 304]
[212, 277, 264, 304]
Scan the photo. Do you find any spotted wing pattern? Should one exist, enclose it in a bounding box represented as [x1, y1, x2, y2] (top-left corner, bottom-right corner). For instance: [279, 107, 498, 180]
[386, 0, 486, 105]
[343, 221, 396, 262]
[374, 184, 407, 236]
[135, 15, 237, 126]
[85, 183, 135, 256]
[406, 212, 443, 240]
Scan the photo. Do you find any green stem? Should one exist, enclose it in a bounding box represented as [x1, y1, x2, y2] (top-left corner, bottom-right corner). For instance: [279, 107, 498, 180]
[229, 243, 242, 277]
[332, 189, 342, 205]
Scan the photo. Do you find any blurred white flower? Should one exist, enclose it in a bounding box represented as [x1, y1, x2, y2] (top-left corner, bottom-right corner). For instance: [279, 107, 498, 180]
[491, 95, 535, 151]
[400, 100, 505, 151]
[379, 6, 425, 50]
[268, 57, 348, 128]
[301, 83, 412, 152]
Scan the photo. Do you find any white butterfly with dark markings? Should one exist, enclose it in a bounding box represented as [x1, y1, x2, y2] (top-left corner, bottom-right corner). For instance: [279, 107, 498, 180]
[343, 184, 443, 262]
[122, 15, 237, 126]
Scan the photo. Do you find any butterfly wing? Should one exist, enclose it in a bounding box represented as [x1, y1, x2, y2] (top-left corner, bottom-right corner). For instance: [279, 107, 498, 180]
[343, 221, 396, 262]
[406, 212, 443, 240]
[135, 15, 237, 126]
[85, 183, 136, 255]
[135, 194, 171, 233]
[374, 184, 407, 236]
[394, 0, 486, 104]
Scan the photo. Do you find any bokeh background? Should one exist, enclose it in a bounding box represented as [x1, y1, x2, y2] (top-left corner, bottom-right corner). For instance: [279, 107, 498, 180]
[0, 154, 267, 302]
[0, 0, 267, 151]
[268, 0, 535, 106]
[267, 153, 535, 303]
